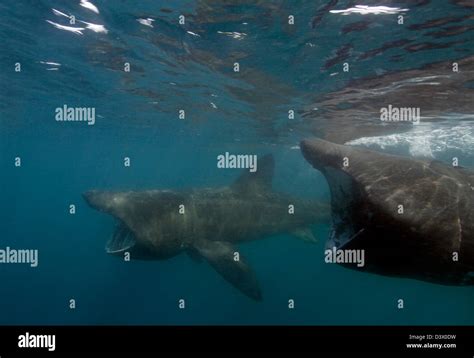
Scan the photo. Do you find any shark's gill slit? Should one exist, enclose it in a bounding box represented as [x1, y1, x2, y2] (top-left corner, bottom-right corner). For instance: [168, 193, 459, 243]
[106, 221, 137, 254]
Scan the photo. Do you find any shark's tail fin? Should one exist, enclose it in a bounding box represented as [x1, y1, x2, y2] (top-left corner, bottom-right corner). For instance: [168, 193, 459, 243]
[191, 239, 262, 301]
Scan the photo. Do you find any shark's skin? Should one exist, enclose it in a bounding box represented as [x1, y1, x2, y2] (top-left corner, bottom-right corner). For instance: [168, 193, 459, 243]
[83, 155, 329, 300]
[300, 138, 474, 285]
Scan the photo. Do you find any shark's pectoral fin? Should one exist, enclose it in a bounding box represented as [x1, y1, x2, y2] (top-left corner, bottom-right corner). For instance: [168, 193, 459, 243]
[192, 240, 262, 301]
[290, 227, 318, 244]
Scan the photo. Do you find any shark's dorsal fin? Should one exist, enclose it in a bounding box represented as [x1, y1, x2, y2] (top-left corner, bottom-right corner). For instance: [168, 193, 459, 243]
[232, 154, 274, 195]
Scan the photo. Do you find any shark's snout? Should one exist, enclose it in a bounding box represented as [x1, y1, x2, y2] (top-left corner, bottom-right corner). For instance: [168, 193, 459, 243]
[82, 190, 99, 208]
[82, 190, 113, 213]
[300, 138, 347, 171]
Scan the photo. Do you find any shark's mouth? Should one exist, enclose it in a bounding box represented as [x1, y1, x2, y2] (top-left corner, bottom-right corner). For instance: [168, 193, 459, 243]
[300, 139, 369, 250]
[323, 167, 367, 250]
[106, 222, 137, 254]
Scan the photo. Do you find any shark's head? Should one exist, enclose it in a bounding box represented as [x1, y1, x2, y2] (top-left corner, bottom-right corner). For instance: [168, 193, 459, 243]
[83, 189, 185, 258]
[300, 138, 473, 278]
[300, 138, 411, 276]
[82, 190, 126, 215]
[300, 138, 391, 250]
[83, 190, 149, 256]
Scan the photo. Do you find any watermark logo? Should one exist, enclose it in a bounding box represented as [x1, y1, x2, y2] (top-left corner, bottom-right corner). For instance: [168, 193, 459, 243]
[217, 152, 257, 172]
[18, 333, 55, 352]
[325, 247, 365, 267]
[55, 104, 96, 125]
[380, 104, 420, 124]
[0, 247, 38, 267]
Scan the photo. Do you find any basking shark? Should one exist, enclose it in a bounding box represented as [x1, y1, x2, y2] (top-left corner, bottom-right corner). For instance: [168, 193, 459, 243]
[83, 155, 329, 300]
[300, 138, 474, 285]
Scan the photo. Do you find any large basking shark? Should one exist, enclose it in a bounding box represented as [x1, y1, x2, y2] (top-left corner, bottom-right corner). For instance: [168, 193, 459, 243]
[83, 155, 329, 300]
[300, 138, 474, 285]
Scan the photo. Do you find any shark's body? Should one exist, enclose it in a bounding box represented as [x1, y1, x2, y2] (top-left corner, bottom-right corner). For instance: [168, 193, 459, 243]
[83, 155, 329, 300]
[300, 138, 474, 285]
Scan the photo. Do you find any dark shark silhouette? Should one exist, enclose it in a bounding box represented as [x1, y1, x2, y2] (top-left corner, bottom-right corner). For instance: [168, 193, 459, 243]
[300, 138, 474, 284]
[83, 155, 329, 300]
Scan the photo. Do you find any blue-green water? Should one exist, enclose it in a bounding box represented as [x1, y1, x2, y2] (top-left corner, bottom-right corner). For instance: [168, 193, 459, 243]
[1, 0, 474, 325]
